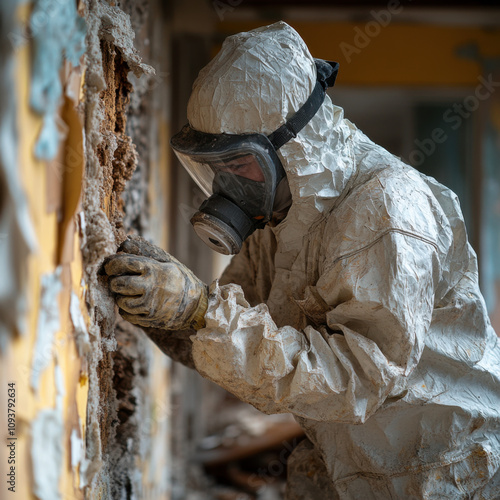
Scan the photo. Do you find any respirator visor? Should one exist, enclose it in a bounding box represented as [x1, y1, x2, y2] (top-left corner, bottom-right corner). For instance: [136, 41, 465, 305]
[171, 127, 286, 254]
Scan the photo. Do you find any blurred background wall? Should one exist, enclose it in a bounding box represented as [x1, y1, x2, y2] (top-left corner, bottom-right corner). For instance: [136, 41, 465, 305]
[0, 1, 499, 499]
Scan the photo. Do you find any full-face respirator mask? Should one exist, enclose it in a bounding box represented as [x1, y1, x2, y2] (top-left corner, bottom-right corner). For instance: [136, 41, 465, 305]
[170, 59, 339, 255]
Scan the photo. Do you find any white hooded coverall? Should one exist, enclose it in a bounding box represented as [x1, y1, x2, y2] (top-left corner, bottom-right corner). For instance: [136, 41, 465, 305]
[184, 22, 500, 499]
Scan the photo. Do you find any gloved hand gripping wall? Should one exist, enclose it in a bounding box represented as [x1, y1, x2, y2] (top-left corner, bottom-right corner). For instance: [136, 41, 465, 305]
[103, 236, 208, 331]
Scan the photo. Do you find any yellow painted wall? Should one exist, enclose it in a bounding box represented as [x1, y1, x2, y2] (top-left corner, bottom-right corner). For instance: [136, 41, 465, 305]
[217, 21, 500, 86]
[0, 4, 89, 499]
[0, 2, 173, 498]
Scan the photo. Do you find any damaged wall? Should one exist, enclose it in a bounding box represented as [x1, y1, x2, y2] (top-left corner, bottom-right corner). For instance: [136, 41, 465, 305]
[0, 0, 174, 498]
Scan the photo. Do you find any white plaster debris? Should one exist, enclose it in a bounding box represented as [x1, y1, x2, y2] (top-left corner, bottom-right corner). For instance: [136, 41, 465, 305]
[30, 267, 63, 393]
[98, 1, 155, 78]
[71, 426, 91, 489]
[31, 364, 65, 500]
[70, 291, 91, 356]
[78, 211, 87, 250]
[32, 410, 64, 500]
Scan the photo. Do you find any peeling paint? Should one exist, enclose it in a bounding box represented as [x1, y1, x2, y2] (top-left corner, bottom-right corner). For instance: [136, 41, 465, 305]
[71, 426, 91, 489]
[31, 365, 65, 500]
[30, 267, 62, 393]
[70, 290, 91, 356]
[1, 0, 172, 497]
[0, 0, 37, 351]
[29, 0, 86, 159]
[32, 409, 64, 499]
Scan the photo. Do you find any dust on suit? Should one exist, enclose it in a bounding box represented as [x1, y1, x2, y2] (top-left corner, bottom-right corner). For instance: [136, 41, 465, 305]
[108, 22, 500, 499]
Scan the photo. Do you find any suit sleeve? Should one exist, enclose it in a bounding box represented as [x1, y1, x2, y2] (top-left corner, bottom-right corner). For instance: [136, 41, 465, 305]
[141, 327, 196, 369]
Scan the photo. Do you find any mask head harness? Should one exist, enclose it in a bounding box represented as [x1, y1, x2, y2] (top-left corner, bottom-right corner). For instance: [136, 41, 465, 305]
[171, 59, 339, 255]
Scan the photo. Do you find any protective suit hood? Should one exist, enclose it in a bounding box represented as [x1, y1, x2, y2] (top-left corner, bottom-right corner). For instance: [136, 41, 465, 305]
[187, 22, 356, 256]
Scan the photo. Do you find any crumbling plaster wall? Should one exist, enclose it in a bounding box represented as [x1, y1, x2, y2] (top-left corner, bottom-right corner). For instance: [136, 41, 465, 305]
[0, 0, 174, 498]
[83, 1, 175, 497]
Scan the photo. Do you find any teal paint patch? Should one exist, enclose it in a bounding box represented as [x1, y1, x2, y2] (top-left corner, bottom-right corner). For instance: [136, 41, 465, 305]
[29, 0, 86, 160]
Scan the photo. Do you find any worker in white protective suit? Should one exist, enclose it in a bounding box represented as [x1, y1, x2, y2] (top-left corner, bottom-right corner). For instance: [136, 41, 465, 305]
[103, 22, 500, 499]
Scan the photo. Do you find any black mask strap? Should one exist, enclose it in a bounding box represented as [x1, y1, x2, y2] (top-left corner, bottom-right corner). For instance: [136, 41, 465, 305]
[267, 59, 339, 151]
